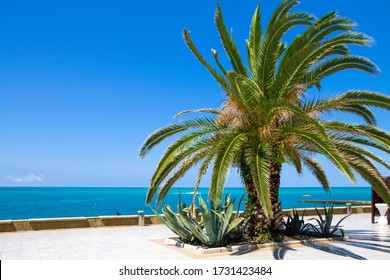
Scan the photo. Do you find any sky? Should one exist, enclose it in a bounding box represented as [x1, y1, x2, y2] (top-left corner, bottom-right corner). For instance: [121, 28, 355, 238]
[0, 0, 389, 188]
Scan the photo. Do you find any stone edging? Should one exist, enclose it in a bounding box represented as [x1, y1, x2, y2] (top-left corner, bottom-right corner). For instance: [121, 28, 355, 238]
[165, 236, 347, 255]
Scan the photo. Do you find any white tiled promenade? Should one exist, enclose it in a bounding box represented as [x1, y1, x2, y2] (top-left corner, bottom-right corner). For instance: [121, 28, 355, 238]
[0, 213, 389, 260]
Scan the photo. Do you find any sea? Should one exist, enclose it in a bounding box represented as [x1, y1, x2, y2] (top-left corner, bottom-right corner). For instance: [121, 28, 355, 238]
[0, 186, 371, 220]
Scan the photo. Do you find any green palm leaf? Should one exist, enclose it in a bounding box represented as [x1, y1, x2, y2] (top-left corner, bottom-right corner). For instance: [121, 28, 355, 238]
[183, 29, 231, 92]
[245, 143, 272, 217]
[140, 117, 217, 157]
[210, 133, 246, 205]
[293, 128, 356, 182]
[215, 5, 247, 76]
[302, 157, 330, 191]
[247, 4, 261, 77]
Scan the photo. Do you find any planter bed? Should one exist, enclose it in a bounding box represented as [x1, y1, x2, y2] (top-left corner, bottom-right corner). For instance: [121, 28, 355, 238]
[165, 235, 347, 255]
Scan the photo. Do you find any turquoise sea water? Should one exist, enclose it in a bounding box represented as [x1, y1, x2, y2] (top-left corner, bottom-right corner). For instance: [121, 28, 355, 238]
[0, 186, 371, 220]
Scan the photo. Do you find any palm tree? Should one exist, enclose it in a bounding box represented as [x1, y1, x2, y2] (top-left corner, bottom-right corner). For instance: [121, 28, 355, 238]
[140, 0, 390, 237]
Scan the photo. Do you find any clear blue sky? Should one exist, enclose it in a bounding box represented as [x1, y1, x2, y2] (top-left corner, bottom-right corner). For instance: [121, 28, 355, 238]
[0, 0, 389, 187]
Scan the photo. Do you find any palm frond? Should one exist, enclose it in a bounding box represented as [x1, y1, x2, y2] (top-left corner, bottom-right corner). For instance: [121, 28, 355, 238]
[302, 157, 330, 191]
[183, 29, 231, 92]
[151, 136, 216, 190]
[303, 96, 377, 125]
[276, 31, 373, 96]
[338, 105, 377, 125]
[150, 127, 220, 187]
[215, 5, 247, 75]
[279, 11, 353, 71]
[140, 117, 217, 157]
[284, 145, 303, 174]
[291, 128, 356, 182]
[306, 56, 378, 89]
[247, 4, 262, 77]
[335, 135, 390, 154]
[156, 149, 211, 203]
[348, 156, 390, 205]
[257, 11, 314, 91]
[245, 142, 272, 217]
[337, 91, 390, 110]
[174, 108, 220, 118]
[210, 133, 246, 205]
[324, 121, 390, 149]
[335, 141, 390, 169]
[192, 152, 215, 206]
[211, 49, 228, 76]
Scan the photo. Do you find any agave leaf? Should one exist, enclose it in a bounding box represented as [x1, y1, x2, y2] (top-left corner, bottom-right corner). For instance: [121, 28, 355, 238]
[210, 210, 225, 242]
[226, 217, 244, 234]
[314, 206, 325, 232]
[316, 206, 325, 223]
[324, 206, 333, 235]
[306, 223, 321, 235]
[224, 193, 232, 207]
[330, 212, 352, 235]
[308, 217, 324, 234]
[160, 205, 181, 225]
[160, 205, 193, 242]
[199, 197, 217, 244]
[301, 222, 313, 233]
[220, 198, 235, 238]
[235, 193, 245, 220]
[178, 213, 210, 246]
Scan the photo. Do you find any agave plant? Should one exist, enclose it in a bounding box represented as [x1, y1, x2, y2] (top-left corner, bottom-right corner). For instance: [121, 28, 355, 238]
[306, 206, 351, 239]
[158, 195, 244, 248]
[283, 209, 306, 236]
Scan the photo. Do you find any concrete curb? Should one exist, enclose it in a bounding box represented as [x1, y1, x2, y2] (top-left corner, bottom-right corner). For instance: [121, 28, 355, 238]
[165, 236, 348, 255]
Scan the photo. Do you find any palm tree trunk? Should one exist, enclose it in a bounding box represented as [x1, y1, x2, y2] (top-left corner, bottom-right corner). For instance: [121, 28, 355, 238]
[239, 156, 283, 240]
[269, 160, 283, 232]
[242, 175, 272, 239]
[239, 156, 271, 240]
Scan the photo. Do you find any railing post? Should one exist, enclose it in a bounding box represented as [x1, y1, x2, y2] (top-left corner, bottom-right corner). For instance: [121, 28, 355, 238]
[138, 210, 145, 226]
[346, 203, 352, 214]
